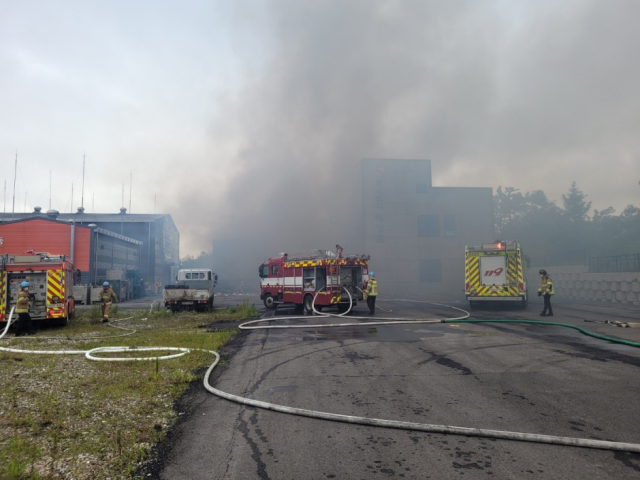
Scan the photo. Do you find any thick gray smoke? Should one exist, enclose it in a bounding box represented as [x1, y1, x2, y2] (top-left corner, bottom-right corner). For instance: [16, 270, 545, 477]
[171, 0, 640, 266]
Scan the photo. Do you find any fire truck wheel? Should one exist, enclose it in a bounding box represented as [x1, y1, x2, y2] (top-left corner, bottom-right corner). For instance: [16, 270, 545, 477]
[337, 303, 351, 314]
[303, 294, 314, 314]
[263, 295, 276, 309]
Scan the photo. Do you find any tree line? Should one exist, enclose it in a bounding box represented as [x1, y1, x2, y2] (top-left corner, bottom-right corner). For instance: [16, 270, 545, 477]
[494, 182, 640, 266]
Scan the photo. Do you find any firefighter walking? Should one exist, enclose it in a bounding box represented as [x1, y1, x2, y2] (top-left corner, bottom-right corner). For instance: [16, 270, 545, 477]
[100, 281, 118, 322]
[15, 281, 35, 336]
[538, 269, 554, 317]
[364, 271, 378, 315]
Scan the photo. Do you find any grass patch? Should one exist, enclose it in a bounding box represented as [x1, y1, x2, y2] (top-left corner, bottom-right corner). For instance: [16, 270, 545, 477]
[0, 302, 257, 479]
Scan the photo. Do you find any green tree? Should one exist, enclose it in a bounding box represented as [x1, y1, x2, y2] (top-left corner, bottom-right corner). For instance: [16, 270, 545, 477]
[495, 183, 639, 266]
[180, 251, 213, 269]
[562, 181, 591, 223]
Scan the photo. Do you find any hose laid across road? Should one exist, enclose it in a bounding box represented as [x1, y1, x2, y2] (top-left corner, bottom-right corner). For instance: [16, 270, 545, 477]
[443, 318, 640, 348]
[3, 300, 640, 453]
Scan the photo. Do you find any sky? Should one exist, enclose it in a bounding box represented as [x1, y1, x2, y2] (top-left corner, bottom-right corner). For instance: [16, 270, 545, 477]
[1, 0, 639, 256]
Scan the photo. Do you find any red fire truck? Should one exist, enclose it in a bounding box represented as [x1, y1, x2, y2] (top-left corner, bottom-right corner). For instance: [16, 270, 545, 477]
[0, 253, 77, 327]
[259, 248, 371, 313]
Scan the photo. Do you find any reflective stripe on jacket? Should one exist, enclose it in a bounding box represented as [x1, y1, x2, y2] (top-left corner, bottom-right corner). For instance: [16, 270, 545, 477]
[367, 279, 378, 296]
[538, 279, 554, 296]
[16, 290, 30, 313]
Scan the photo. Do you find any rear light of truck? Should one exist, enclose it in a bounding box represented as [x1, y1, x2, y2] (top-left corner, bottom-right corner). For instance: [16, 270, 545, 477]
[199, 300, 207, 304]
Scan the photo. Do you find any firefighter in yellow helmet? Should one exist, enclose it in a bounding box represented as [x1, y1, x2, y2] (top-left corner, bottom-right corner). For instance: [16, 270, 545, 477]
[100, 281, 118, 322]
[537, 269, 554, 317]
[364, 271, 378, 315]
[15, 281, 36, 336]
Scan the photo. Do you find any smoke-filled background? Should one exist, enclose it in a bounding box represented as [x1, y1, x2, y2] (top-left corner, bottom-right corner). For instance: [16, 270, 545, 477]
[2, 0, 639, 256]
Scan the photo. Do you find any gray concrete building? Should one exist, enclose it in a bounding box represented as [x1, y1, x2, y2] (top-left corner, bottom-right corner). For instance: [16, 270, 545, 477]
[362, 159, 494, 299]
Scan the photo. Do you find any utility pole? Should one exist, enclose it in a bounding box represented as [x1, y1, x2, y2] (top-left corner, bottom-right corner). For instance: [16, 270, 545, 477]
[81, 153, 86, 210]
[11, 152, 17, 220]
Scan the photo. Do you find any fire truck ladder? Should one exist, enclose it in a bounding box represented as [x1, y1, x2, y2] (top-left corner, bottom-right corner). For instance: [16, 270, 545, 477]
[286, 250, 336, 262]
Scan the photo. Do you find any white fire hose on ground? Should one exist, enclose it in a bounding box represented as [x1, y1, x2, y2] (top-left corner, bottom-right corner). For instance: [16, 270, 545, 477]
[3, 300, 640, 454]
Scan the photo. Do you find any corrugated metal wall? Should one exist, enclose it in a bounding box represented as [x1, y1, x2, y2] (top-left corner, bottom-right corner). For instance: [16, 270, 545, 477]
[95, 234, 141, 279]
[0, 218, 91, 271]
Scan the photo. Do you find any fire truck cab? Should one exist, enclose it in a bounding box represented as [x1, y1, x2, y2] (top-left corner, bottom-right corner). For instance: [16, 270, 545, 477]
[0, 253, 77, 326]
[259, 249, 371, 313]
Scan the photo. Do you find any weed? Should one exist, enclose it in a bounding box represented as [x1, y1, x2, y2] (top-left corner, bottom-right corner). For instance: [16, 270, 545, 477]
[0, 302, 253, 479]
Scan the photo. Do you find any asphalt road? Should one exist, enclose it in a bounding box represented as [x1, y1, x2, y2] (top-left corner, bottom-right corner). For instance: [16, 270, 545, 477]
[142, 295, 640, 479]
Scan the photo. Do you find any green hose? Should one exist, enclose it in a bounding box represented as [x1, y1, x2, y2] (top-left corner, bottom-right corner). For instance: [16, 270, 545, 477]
[444, 319, 640, 348]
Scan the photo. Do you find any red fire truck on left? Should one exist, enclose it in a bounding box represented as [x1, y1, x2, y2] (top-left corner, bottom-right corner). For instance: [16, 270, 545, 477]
[0, 254, 76, 326]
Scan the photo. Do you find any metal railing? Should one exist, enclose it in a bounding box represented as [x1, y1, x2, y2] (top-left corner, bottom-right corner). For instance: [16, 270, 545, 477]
[588, 253, 640, 273]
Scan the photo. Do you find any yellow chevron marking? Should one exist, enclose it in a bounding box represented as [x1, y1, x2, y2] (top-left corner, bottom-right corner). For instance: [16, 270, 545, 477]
[47, 270, 64, 304]
[0, 273, 6, 319]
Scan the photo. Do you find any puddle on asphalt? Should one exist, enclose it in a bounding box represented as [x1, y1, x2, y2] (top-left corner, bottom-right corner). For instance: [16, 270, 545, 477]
[298, 327, 378, 341]
[281, 324, 474, 342]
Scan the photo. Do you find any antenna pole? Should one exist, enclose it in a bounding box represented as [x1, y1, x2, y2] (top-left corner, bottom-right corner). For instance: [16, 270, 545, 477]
[121, 182, 124, 210]
[49, 170, 52, 210]
[12, 152, 17, 220]
[129, 171, 132, 213]
[81, 153, 85, 209]
[71, 183, 74, 213]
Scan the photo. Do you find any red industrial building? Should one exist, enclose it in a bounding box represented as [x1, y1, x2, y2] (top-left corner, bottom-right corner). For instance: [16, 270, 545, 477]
[0, 216, 143, 301]
[0, 217, 91, 272]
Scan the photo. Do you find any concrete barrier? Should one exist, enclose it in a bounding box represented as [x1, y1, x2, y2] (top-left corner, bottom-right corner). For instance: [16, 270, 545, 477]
[531, 265, 640, 305]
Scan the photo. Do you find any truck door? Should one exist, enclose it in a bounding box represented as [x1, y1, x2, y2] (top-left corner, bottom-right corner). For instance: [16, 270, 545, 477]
[480, 256, 507, 285]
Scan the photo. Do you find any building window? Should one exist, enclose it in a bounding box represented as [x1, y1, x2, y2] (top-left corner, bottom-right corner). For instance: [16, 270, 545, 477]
[416, 183, 428, 193]
[419, 259, 442, 282]
[444, 215, 456, 237]
[418, 215, 439, 237]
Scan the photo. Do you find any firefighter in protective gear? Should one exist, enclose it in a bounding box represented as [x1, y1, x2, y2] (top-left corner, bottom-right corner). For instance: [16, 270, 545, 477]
[100, 281, 118, 322]
[364, 272, 378, 315]
[15, 281, 35, 336]
[537, 270, 554, 317]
